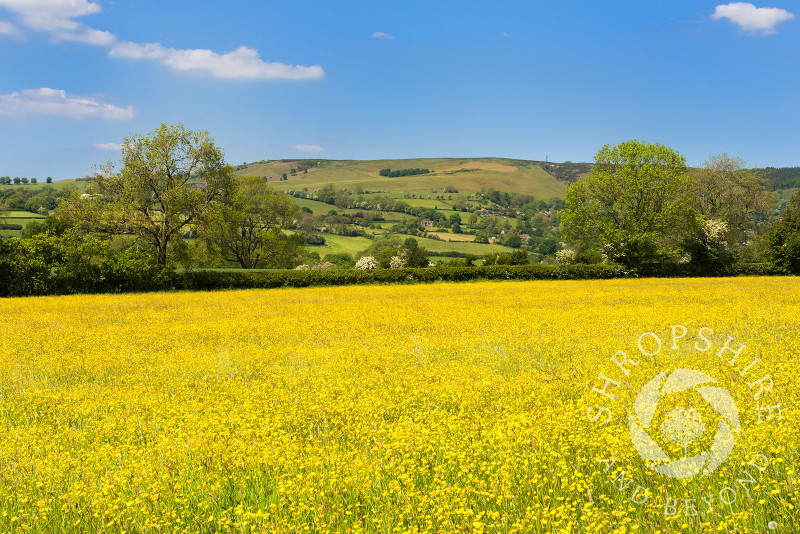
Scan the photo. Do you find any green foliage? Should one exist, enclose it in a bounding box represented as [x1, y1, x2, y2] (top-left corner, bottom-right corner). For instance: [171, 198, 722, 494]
[691, 153, 772, 249]
[562, 139, 694, 268]
[403, 246, 430, 268]
[762, 167, 800, 190]
[767, 189, 800, 274]
[403, 237, 418, 249]
[378, 168, 430, 178]
[483, 250, 529, 266]
[322, 252, 355, 268]
[537, 237, 558, 256]
[0, 234, 170, 297]
[541, 161, 592, 182]
[58, 123, 235, 267]
[201, 177, 303, 269]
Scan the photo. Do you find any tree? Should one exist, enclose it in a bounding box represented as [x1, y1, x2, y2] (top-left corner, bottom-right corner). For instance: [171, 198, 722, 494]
[202, 177, 303, 269]
[46, 177, 52, 183]
[767, 189, 800, 273]
[691, 154, 772, 248]
[21, 177, 28, 184]
[561, 139, 694, 268]
[58, 123, 234, 267]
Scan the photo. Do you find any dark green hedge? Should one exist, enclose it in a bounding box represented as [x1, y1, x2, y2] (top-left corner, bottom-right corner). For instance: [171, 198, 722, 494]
[0, 249, 786, 297]
[169, 264, 629, 291]
[632, 262, 781, 278]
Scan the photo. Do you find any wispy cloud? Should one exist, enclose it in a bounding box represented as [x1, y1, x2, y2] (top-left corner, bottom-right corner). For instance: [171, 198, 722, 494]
[371, 31, 394, 39]
[110, 41, 325, 80]
[712, 2, 795, 34]
[0, 18, 20, 36]
[291, 144, 324, 152]
[501, 31, 513, 38]
[0, 0, 114, 44]
[93, 142, 123, 150]
[0, 0, 324, 80]
[0, 88, 134, 119]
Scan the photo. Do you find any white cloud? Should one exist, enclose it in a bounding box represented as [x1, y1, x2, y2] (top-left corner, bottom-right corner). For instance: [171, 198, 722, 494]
[0, 19, 20, 35]
[712, 3, 795, 34]
[0, 0, 101, 20]
[291, 145, 324, 152]
[109, 42, 324, 80]
[0, 0, 113, 44]
[501, 31, 513, 38]
[0, 0, 325, 81]
[371, 31, 394, 39]
[93, 142, 122, 150]
[0, 88, 134, 119]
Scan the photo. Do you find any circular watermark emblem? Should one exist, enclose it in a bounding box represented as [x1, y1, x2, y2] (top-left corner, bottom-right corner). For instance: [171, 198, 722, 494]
[585, 326, 788, 529]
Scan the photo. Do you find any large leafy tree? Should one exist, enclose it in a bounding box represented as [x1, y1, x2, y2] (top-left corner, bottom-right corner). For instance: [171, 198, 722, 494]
[561, 139, 694, 267]
[691, 153, 772, 247]
[59, 123, 234, 267]
[201, 176, 303, 269]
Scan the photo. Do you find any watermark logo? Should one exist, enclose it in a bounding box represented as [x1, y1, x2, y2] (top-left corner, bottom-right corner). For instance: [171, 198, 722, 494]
[628, 368, 740, 479]
[586, 325, 785, 523]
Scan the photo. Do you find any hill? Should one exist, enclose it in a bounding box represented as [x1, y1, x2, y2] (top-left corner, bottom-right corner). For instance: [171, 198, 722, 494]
[233, 157, 582, 199]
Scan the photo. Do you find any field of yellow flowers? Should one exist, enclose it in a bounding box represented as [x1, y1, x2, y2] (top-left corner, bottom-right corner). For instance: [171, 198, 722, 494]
[0, 277, 797, 533]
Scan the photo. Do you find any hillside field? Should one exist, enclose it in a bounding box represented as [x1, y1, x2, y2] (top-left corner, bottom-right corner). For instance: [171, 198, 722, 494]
[235, 157, 573, 199]
[0, 277, 796, 533]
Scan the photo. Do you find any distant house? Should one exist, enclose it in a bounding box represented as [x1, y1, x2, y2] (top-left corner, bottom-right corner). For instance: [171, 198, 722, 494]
[420, 220, 435, 228]
[519, 234, 530, 239]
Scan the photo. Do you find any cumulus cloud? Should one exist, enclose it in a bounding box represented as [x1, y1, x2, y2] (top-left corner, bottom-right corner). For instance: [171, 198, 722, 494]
[712, 2, 795, 34]
[93, 142, 122, 150]
[371, 31, 394, 39]
[291, 144, 324, 152]
[0, 88, 134, 119]
[109, 41, 325, 80]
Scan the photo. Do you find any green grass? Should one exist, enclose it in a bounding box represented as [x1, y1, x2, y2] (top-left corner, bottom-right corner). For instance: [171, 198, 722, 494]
[4, 210, 46, 219]
[0, 179, 88, 192]
[291, 197, 339, 215]
[238, 157, 570, 199]
[396, 234, 518, 255]
[305, 232, 519, 260]
[307, 234, 375, 259]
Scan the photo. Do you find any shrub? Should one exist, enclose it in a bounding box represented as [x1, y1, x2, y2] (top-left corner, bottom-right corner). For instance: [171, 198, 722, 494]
[355, 256, 377, 270]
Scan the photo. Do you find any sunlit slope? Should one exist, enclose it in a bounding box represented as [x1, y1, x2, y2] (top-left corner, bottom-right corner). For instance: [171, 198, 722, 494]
[235, 157, 570, 198]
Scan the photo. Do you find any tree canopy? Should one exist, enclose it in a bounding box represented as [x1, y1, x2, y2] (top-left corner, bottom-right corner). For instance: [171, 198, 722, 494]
[561, 139, 694, 267]
[59, 123, 234, 266]
[201, 177, 303, 269]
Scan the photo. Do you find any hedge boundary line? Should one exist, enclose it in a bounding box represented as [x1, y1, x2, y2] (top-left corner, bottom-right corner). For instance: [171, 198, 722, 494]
[169, 263, 782, 292]
[0, 261, 785, 297]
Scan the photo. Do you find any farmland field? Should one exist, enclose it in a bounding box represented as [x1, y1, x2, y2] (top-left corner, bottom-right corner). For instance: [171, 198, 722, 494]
[0, 278, 797, 533]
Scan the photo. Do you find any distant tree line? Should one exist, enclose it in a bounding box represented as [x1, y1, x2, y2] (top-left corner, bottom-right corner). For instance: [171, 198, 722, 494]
[379, 168, 430, 178]
[1, 176, 52, 184]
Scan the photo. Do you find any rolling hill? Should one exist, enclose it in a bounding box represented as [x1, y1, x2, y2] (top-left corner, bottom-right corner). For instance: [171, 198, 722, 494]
[233, 157, 584, 199]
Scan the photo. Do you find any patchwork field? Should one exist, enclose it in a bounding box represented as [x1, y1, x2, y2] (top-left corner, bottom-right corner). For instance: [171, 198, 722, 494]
[0, 278, 797, 533]
[236, 158, 570, 199]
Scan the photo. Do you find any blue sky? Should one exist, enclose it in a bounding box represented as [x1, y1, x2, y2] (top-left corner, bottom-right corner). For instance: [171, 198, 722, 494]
[0, 0, 797, 180]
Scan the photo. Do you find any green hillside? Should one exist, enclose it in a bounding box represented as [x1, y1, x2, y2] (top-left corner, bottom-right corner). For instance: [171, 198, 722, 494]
[234, 157, 575, 199]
